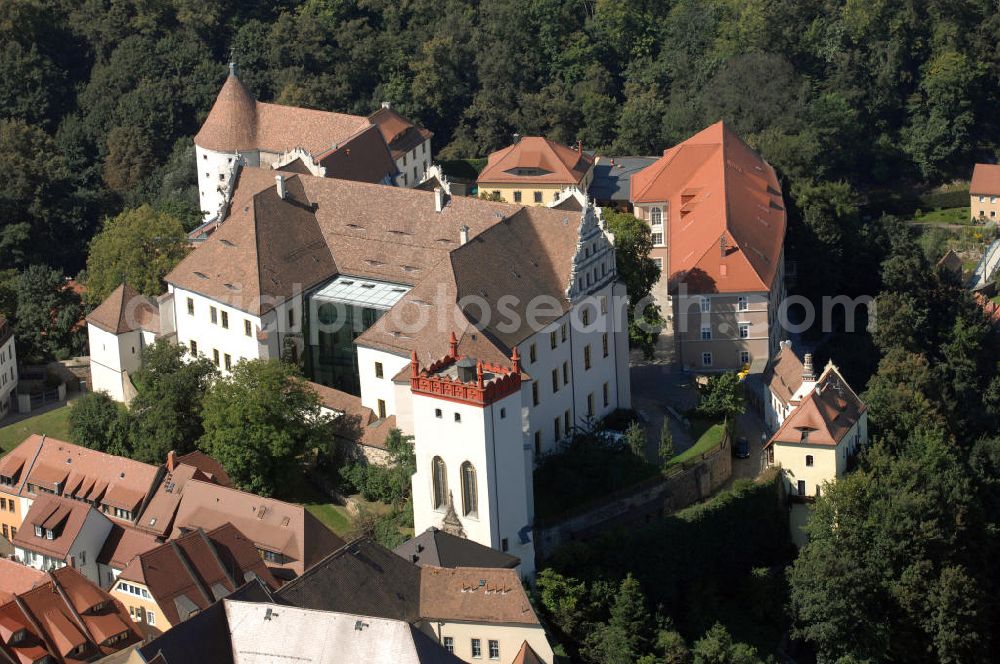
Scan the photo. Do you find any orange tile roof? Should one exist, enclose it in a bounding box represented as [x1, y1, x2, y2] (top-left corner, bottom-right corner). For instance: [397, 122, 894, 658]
[97, 523, 161, 570]
[86, 283, 159, 335]
[0, 559, 47, 603]
[631, 121, 786, 293]
[762, 342, 804, 406]
[477, 136, 593, 185]
[511, 641, 545, 664]
[0, 435, 160, 517]
[970, 163, 1000, 195]
[767, 363, 866, 448]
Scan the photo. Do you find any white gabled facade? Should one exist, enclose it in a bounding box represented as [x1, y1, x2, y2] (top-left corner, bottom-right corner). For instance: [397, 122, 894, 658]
[395, 137, 432, 188]
[0, 319, 17, 418]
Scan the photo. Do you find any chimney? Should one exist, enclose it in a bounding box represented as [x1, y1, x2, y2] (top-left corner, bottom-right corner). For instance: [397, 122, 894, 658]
[275, 175, 286, 199]
[456, 357, 477, 383]
[513, 133, 521, 144]
[229, 61, 238, 77]
[381, 101, 391, 109]
[577, 140, 583, 153]
[459, 225, 470, 245]
[448, 331, 459, 359]
[434, 187, 445, 213]
[167, 450, 177, 472]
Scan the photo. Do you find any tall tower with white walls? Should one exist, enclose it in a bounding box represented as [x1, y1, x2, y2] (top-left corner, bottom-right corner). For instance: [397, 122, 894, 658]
[409, 335, 536, 575]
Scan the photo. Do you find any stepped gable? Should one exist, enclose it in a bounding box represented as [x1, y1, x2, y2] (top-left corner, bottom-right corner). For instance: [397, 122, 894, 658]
[478, 136, 592, 185]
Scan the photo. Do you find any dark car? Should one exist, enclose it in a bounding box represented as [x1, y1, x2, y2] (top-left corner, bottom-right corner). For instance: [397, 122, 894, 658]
[734, 436, 750, 459]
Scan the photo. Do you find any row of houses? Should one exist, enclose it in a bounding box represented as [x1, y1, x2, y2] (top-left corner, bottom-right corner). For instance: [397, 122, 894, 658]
[0, 435, 556, 663]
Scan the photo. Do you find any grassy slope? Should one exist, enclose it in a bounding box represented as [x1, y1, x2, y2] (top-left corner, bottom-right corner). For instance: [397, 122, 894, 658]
[0, 405, 73, 454]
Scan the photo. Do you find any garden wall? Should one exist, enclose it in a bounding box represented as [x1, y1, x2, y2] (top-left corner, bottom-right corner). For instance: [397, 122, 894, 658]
[533, 431, 731, 561]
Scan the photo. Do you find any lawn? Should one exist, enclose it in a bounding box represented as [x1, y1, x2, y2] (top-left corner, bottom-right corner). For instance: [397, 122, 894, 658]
[667, 417, 726, 471]
[992, 294, 1000, 306]
[911, 206, 971, 224]
[281, 473, 354, 537]
[0, 405, 73, 454]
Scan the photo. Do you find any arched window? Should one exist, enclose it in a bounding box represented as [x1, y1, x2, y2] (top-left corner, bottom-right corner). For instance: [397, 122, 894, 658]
[649, 207, 662, 227]
[461, 461, 478, 517]
[432, 457, 447, 509]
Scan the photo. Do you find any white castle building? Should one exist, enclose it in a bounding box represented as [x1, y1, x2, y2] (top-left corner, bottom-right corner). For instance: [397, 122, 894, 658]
[0, 316, 17, 418]
[195, 64, 432, 223]
[87, 163, 631, 574]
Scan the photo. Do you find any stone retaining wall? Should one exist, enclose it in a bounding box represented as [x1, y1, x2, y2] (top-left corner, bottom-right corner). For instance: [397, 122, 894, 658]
[533, 432, 732, 562]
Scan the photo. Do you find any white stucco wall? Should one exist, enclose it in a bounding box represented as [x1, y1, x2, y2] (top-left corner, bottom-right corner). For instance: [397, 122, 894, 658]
[356, 347, 410, 417]
[16, 509, 112, 586]
[170, 286, 266, 373]
[410, 387, 534, 574]
[396, 139, 432, 187]
[87, 324, 147, 402]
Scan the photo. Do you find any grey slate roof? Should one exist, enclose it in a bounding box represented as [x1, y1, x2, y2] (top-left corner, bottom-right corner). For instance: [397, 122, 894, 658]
[588, 156, 658, 202]
[275, 537, 422, 623]
[394, 527, 520, 569]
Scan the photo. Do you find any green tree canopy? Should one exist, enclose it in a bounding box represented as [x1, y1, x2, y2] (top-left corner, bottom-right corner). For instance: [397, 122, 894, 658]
[69, 391, 133, 457]
[198, 360, 331, 497]
[84, 204, 189, 306]
[604, 209, 662, 356]
[129, 340, 218, 464]
[15, 264, 84, 361]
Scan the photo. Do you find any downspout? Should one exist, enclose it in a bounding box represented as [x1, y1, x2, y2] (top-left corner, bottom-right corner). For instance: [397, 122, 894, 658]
[489, 405, 501, 548]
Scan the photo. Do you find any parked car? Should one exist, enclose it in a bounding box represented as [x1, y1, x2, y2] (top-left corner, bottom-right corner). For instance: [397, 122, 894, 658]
[734, 436, 750, 459]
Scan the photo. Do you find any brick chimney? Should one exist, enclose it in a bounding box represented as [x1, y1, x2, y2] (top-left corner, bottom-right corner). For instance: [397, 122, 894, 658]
[167, 450, 177, 472]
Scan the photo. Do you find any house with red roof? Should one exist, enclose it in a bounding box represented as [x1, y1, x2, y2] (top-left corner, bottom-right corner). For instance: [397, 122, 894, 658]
[630, 121, 787, 371]
[763, 357, 867, 505]
[0, 566, 140, 663]
[476, 136, 595, 206]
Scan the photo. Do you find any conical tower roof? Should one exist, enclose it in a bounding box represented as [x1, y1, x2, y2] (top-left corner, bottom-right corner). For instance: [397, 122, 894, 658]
[195, 65, 257, 152]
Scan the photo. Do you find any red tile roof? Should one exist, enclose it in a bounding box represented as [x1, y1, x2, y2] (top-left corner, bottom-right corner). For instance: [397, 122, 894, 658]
[970, 163, 1000, 195]
[117, 524, 277, 626]
[477, 137, 593, 186]
[767, 363, 866, 448]
[13, 494, 109, 560]
[97, 523, 161, 571]
[0, 559, 47, 604]
[369, 105, 433, 161]
[0, 567, 139, 664]
[0, 435, 161, 518]
[511, 641, 545, 664]
[631, 121, 786, 293]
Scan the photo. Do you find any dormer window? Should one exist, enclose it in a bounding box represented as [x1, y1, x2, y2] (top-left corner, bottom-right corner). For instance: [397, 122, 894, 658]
[34, 525, 43, 537]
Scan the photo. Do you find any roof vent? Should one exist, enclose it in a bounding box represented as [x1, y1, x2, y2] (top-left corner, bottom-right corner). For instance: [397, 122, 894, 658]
[220, 239, 235, 247]
[275, 175, 286, 200]
[193, 271, 208, 280]
[434, 187, 445, 213]
[459, 225, 470, 245]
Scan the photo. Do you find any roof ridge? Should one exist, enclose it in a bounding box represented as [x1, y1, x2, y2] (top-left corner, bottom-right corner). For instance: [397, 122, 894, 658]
[49, 570, 98, 649]
[198, 527, 237, 590]
[167, 538, 215, 606]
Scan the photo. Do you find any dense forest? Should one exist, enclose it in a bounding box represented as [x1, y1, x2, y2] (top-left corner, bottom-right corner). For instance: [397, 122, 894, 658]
[2, 0, 1000, 278]
[4, 2, 1000, 660]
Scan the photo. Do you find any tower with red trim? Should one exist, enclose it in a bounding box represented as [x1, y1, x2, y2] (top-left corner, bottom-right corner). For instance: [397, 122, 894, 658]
[409, 333, 535, 574]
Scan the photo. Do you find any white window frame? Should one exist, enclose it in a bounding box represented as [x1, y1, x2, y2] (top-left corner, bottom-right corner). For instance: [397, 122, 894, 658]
[738, 323, 750, 339]
[649, 206, 663, 227]
[651, 232, 664, 247]
[737, 296, 748, 311]
[699, 297, 710, 313]
[700, 325, 712, 340]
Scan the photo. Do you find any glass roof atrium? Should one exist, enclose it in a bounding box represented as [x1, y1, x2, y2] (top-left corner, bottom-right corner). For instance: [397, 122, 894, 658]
[311, 275, 411, 310]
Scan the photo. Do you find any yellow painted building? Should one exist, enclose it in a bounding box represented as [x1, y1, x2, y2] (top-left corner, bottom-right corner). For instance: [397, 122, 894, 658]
[971, 163, 1000, 221]
[110, 578, 169, 635]
[477, 136, 594, 206]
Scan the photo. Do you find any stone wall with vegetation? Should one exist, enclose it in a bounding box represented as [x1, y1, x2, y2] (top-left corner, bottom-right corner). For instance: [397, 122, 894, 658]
[534, 429, 731, 561]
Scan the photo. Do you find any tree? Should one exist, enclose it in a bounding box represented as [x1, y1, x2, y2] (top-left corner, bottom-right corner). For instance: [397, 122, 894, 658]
[15, 264, 83, 360]
[625, 421, 645, 459]
[584, 575, 654, 664]
[84, 204, 189, 306]
[340, 428, 415, 504]
[691, 623, 763, 664]
[603, 209, 662, 356]
[129, 340, 217, 464]
[535, 568, 591, 640]
[695, 373, 745, 423]
[69, 391, 133, 457]
[198, 360, 331, 497]
[658, 422, 674, 468]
